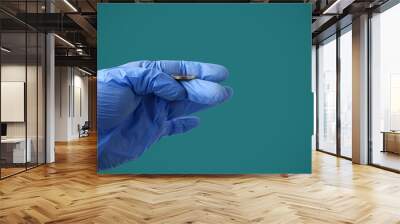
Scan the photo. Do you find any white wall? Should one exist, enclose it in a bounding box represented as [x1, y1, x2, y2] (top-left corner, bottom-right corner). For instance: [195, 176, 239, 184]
[1, 65, 26, 140]
[55, 67, 89, 141]
[1, 63, 46, 163]
[70, 72, 89, 138]
[1, 64, 39, 137]
[55, 66, 69, 141]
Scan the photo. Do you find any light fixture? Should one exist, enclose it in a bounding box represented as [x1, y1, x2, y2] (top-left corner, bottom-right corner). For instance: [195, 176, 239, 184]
[1, 47, 11, 53]
[54, 34, 75, 48]
[78, 67, 93, 76]
[322, 0, 354, 15]
[76, 48, 85, 55]
[63, 0, 78, 12]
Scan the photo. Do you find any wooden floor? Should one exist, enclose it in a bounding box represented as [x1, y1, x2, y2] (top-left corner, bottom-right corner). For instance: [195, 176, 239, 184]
[0, 167, 26, 178]
[372, 150, 400, 171]
[1, 135, 400, 224]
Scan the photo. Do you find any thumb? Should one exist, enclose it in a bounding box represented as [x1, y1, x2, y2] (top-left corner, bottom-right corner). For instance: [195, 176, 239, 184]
[160, 116, 200, 137]
[105, 65, 187, 101]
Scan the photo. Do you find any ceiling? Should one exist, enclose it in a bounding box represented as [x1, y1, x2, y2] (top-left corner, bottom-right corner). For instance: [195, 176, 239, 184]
[0, 0, 392, 72]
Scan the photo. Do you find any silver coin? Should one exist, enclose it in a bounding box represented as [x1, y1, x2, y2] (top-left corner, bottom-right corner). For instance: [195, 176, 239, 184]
[172, 75, 196, 81]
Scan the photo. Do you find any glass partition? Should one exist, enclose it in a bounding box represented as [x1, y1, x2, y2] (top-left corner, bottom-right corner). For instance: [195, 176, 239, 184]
[1, 30, 28, 177]
[26, 0, 42, 169]
[27, 30, 38, 169]
[0, 1, 46, 179]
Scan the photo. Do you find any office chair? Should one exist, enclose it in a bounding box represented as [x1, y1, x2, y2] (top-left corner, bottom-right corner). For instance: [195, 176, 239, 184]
[79, 121, 90, 138]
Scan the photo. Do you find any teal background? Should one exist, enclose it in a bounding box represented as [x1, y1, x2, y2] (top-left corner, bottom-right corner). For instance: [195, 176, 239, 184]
[98, 4, 312, 174]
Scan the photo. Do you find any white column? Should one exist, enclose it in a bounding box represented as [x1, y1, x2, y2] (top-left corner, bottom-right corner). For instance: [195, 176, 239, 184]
[352, 14, 369, 164]
[46, 32, 55, 163]
[45, 0, 56, 163]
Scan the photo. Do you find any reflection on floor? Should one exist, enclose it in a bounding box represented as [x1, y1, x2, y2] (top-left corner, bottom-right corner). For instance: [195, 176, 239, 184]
[341, 147, 352, 158]
[0, 135, 400, 223]
[0, 163, 42, 178]
[0, 167, 25, 177]
[373, 150, 400, 170]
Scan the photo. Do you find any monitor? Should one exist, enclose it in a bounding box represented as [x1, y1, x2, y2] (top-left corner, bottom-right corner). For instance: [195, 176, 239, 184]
[1, 123, 7, 137]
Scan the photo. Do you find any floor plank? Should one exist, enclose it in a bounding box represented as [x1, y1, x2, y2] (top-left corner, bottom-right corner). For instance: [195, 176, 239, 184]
[1, 135, 400, 224]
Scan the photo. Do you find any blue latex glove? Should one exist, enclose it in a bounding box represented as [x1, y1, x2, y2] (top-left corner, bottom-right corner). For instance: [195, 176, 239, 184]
[97, 60, 233, 170]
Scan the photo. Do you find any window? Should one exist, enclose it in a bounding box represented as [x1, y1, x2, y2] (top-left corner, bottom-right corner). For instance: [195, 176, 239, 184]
[370, 3, 400, 171]
[317, 35, 337, 154]
[339, 27, 352, 158]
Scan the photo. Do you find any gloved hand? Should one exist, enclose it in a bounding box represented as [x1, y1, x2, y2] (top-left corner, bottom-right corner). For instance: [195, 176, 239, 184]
[97, 60, 233, 170]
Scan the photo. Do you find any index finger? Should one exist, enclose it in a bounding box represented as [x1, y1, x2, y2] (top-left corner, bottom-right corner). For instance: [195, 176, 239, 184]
[126, 60, 229, 83]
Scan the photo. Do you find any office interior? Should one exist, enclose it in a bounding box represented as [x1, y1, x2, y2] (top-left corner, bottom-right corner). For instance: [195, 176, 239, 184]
[314, 0, 400, 172]
[0, 0, 96, 179]
[0, 0, 400, 222]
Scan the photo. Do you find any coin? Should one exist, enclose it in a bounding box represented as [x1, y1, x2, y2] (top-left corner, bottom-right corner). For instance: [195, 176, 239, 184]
[172, 75, 196, 81]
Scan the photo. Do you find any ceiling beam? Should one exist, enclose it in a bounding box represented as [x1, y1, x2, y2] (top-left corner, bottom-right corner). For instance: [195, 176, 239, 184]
[67, 14, 96, 38]
[55, 55, 96, 71]
[322, 0, 355, 14]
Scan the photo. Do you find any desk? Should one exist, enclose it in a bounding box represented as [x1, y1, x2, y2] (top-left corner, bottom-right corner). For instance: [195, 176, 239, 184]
[1, 138, 31, 163]
[381, 131, 400, 154]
